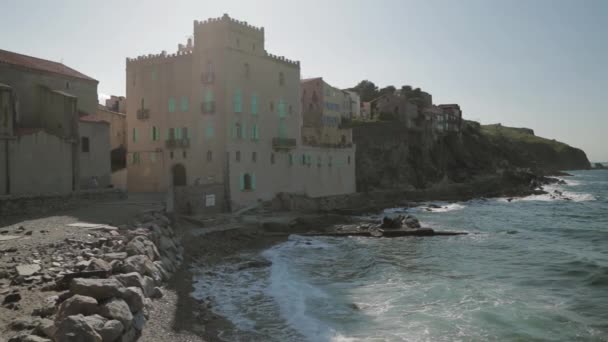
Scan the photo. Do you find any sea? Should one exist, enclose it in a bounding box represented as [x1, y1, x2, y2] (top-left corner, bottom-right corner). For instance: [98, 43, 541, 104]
[192, 170, 608, 342]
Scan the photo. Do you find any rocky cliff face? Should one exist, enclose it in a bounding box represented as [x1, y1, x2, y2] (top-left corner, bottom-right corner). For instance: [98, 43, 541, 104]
[353, 121, 590, 191]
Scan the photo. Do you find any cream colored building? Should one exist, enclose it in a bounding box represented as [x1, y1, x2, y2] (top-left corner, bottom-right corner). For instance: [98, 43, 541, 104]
[301, 77, 353, 146]
[126, 15, 355, 211]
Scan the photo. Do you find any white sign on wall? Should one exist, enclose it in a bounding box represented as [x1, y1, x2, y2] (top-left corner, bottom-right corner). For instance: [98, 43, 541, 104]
[205, 194, 216, 207]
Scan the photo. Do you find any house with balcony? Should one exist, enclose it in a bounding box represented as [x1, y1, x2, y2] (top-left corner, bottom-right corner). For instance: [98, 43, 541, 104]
[126, 15, 355, 212]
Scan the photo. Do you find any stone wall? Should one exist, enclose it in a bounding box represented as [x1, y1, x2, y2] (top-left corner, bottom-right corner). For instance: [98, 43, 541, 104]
[173, 183, 226, 215]
[0, 189, 125, 218]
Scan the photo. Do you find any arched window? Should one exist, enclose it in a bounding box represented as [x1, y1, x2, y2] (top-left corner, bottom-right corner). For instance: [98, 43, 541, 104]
[279, 72, 285, 86]
[206, 150, 212, 162]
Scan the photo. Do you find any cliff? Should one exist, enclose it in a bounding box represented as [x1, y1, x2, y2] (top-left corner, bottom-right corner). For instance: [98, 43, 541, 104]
[353, 121, 590, 191]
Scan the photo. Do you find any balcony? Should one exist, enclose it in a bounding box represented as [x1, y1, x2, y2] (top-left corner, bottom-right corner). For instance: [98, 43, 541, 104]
[136, 108, 150, 120]
[201, 72, 215, 84]
[201, 101, 215, 114]
[165, 138, 190, 149]
[272, 137, 296, 150]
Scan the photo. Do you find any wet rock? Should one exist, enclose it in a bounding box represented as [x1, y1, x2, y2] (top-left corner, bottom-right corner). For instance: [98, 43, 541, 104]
[98, 298, 133, 329]
[54, 314, 102, 342]
[404, 215, 421, 229]
[99, 320, 123, 342]
[16, 264, 41, 277]
[70, 278, 124, 301]
[380, 216, 403, 229]
[56, 295, 99, 320]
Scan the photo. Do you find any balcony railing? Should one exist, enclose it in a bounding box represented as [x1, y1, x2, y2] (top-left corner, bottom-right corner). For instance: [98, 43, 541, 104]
[201, 72, 215, 84]
[272, 137, 297, 150]
[304, 142, 354, 149]
[136, 108, 150, 120]
[201, 101, 215, 114]
[165, 138, 190, 149]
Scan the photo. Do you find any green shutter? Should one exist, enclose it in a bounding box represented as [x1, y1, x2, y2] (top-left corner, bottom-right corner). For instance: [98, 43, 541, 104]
[181, 96, 189, 112]
[252, 174, 256, 190]
[168, 97, 176, 113]
[132, 128, 137, 143]
[251, 94, 258, 115]
[239, 173, 245, 191]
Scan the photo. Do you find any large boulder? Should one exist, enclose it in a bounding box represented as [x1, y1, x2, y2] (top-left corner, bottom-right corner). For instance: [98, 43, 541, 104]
[70, 278, 124, 301]
[56, 295, 99, 321]
[112, 273, 144, 291]
[54, 314, 102, 342]
[98, 320, 123, 342]
[82, 314, 108, 332]
[120, 287, 145, 313]
[86, 258, 112, 273]
[122, 256, 161, 282]
[125, 236, 160, 261]
[404, 215, 421, 229]
[98, 298, 133, 329]
[380, 216, 404, 229]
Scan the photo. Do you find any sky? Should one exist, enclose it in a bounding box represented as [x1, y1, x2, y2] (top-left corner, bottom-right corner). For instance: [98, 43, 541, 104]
[1, 0, 607, 161]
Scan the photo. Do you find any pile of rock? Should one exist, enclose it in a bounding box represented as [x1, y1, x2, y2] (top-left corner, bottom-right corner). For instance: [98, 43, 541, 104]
[5, 210, 183, 342]
[380, 215, 421, 230]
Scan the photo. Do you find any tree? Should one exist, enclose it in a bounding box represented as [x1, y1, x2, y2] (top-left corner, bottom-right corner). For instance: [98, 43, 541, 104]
[379, 85, 396, 97]
[348, 80, 379, 102]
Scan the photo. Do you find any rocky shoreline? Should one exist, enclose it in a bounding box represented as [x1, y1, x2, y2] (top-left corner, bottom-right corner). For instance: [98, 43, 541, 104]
[0, 210, 183, 342]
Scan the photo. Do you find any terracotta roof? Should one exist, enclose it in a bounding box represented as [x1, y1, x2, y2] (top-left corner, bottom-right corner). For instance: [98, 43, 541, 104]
[79, 114, 109, 124]
[0, 49, 97, 82]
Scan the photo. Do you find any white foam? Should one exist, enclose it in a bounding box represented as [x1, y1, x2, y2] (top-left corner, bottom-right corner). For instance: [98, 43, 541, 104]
[262, 238, 338, 341]
[514, 184, 595, 202]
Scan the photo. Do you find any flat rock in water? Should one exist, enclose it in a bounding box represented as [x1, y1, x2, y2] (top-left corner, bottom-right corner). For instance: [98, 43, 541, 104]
[16, 264, 41, 277]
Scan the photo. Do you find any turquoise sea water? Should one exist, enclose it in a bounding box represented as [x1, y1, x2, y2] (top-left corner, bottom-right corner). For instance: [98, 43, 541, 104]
[192, 170, 608, 341]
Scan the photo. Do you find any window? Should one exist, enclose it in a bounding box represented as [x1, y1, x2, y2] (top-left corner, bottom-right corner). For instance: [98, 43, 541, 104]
[168, 97, 176, 113]
[288, 154, 293, 166]
[233, 89, 243, 113]
[151, 69, 157, 81]
[306, 155, 312, 166]
[270, 153, 275, 165]
[203, 89, 214, 113]
[81, 137, 90, 152]
[279, 72, 284, 86]
[251, 94, 258, 115]
[348, 156, 351, 165]
[241, 173, 254, 191]
[168, 128, 175, 140]
[317, 156, 322, 167]
[278, 119, 287, 139]
[175, 127, 182, 139]
[252, 151, 257, 162]
[151, 126, 160, 141]
[205, 123, 215, 139]
[181, 96, 189, 112]
[206, 150, 213, 162]
[301, 154, 306, 165]
[244, 63, 250, 78]
[251, 124, 259, 141]
[235, 123, 243, 139]
[278, 99, 287, 118]
[235, 151, 241, 162]
[133, 152, 141, 164]
[170, 151, 174, 159]
[328, 156, 333, 167]
[183, 150, 187, 159]
[132, 128, 138, 143]
[150, 152, 156, 163]
[183, 127, 189, 140]
[66, 81, 70, 90]
[289, 105, 293, 115]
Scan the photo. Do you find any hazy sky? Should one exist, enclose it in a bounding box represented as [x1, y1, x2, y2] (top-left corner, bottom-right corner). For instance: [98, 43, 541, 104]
[2, 0, 606, 161]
